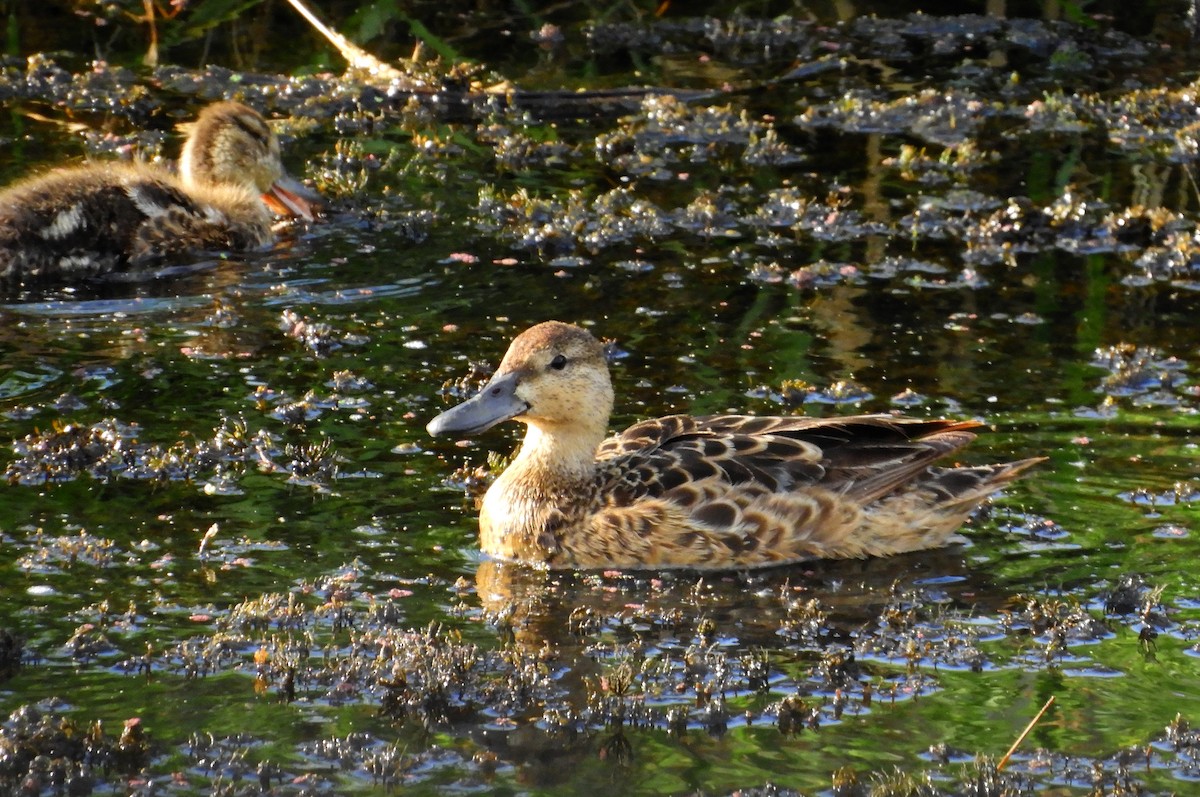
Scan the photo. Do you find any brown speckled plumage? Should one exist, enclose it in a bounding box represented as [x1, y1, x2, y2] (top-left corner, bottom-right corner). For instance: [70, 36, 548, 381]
[0, 101, 316, 282]
[428, 321, 1044, 570]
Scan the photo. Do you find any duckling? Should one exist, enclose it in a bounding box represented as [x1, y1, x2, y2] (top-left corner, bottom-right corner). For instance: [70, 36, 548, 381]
[428, 321, 1044, 570]
[0, 101, 319, 282]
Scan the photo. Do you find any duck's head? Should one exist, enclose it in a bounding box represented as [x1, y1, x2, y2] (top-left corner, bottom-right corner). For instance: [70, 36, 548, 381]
[427, 321, 615, 440]
[178, 101, 320, 220]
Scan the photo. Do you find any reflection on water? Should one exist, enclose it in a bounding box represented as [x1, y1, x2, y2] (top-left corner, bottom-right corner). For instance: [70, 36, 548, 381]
[472, 551, 993, 650]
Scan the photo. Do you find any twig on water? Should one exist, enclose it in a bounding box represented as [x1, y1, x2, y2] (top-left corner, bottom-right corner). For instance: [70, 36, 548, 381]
[284, 0, 404, 79]
[997, 695, 1056, 771]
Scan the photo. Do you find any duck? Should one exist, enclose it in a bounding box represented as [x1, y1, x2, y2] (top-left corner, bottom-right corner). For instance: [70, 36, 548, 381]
[427, 321, 1045, 570]
[0, 101, 319, 282]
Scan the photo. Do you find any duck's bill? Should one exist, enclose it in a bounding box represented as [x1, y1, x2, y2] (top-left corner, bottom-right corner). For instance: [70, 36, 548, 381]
[427, 372, 528, 437]
[262, 174, 322, 221]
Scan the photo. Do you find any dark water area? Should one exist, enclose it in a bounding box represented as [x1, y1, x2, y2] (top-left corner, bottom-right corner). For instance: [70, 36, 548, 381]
[3, 1, 1200, 795]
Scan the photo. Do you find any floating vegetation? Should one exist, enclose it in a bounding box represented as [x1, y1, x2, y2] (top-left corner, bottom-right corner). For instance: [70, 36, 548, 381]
[0, 704, 150, 795]
[279, 309, 369, 357]
[6, 420, 131, 485]
[15, 528, 120, 572]
[1083, 345, 1197, 415]
[281, 437, 342, 489]
[6, 560, 1200, 792]
[746, 378, 874, 407]
[3, 414, 356, 492]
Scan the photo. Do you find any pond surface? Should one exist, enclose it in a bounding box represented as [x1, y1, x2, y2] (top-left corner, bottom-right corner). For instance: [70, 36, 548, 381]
[4, 2, 1200, 795]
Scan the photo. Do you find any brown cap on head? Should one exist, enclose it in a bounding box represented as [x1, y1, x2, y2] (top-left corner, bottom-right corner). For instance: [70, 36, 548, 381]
[496, 321, 603, 375]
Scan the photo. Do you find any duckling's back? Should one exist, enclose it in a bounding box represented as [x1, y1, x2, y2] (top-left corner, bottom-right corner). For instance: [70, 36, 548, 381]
[0, 161, 271, 282]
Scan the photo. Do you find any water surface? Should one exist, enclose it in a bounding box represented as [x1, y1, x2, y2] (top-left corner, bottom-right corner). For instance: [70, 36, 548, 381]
[3, 3, 1200, 795]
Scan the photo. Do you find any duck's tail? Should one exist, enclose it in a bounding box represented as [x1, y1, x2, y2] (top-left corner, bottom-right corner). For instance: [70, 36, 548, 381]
[922, 456, 1046, 507]
[846, 456, 1046, 558]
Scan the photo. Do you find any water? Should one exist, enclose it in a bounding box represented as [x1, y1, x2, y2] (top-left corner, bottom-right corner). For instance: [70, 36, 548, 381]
[2, 3, 1200, 795]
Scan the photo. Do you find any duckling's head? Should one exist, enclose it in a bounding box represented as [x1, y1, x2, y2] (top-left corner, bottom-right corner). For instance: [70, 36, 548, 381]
[427, 321, 615, 441]
[178, 101, 318, 220]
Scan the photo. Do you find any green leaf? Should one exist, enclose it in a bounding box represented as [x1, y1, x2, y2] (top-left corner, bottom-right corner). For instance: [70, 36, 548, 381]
[348, 0, 401, 43]
[168, 0, 263, 42]
[403, 16, 461, 62]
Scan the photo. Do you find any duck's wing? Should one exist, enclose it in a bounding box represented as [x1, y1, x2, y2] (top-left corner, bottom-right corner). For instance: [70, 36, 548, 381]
[582, 414, 1043, 568]
[595, 414, 984, 506]
[0, 167, 160, 276]
[0, 165, 269, 280]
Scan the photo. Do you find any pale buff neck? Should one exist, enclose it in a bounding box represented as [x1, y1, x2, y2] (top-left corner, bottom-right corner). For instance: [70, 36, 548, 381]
[509, 419, 605, 486]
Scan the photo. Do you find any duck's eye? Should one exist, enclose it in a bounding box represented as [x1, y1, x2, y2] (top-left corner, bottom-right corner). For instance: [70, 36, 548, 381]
[549, 354, 568, 371]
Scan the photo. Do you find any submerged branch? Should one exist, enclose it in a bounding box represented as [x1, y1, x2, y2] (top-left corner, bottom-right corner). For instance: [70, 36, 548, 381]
[997, 696, 1056, 771]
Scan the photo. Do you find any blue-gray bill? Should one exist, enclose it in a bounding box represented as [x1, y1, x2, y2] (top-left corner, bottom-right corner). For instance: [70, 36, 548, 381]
[427, 372, 529, 437]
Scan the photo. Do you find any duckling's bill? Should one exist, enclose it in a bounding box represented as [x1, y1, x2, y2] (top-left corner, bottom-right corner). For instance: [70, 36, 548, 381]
[427, 372, 528, 437]
[262, 173, 321, 221]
